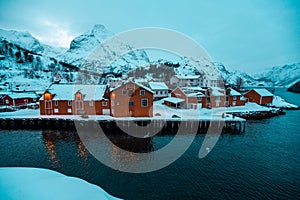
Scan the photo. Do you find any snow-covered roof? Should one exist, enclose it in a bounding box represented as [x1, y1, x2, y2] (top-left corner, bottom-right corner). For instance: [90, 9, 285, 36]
[42, 84, 107, 100]
[252, 89, 273, 97]
[108, 77, 121, 81]
[181, 88, 205, 97]
[181, 86, 206, 92]
[163, 97, 185, 104]
[187, 92, 205, 97]
[209, 87, 225, 96]
[174, 75, 200, 79]
[240, 96, 247, 101]
[230, 88, 242, 96]
[6, 92, 39, 99]
[148, 82, 168, 90]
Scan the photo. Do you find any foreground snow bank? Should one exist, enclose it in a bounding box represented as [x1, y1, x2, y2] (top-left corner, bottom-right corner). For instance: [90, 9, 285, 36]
[268, 95, 299, 109]
[0, 167, 122, 200]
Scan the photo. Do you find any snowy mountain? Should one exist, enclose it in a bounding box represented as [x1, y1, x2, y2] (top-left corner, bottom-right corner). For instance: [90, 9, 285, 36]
[214, 62, 273, 87]
[0, 28, 66, 57]
[0, 24, 150, 91]
[254, 63, 300, 87]
[0, 25, 298, 92]
[59, 24, 150, 75]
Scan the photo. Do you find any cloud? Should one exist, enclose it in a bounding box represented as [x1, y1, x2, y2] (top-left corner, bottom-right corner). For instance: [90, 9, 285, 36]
[34, 19, 76, 47]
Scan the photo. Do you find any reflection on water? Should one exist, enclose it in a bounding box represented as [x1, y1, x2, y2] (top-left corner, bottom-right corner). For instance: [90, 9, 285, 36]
[0, 89, 299, 199]
[41, 129, 155, 169]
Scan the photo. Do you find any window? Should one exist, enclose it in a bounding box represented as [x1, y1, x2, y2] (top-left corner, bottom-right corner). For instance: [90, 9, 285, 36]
[226, 97, 229, 101]
[68, 101, 72, 106]
[141, 98, 148, 107]
[5, 99, 9, 104]
[233, 96, 237, 101]
[68, 108, 72, 113]
[102, 101, 107, 106]
[140, 90, 145, 96]
[129, 101, 134, 107]
[111, 100, 114, 106]
[216, 96, 220, 101]
[54, 108, 59, 113]
[55, 100, 58, 106]
[207, 97, 211, 103]
[33, 98, 36, 102]
[76, 93, 82, 100]
[128, 89, 133, 97]
[89, 101, 94, 106]
[122, 89, 126, 96]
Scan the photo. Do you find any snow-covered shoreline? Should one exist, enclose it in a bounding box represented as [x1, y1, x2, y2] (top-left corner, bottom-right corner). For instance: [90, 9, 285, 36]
[267, 95, 299, 110]
[0, 102, 288, 121]
[0, 167, 122, 200]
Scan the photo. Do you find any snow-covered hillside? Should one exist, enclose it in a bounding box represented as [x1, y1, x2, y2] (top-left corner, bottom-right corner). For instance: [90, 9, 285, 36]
[0, 28, 66, 57]
[59, 24, 150, 75]
[254, 63, 300, 87]
[0, 25, 299, 92]
[214, 62, 273, 87]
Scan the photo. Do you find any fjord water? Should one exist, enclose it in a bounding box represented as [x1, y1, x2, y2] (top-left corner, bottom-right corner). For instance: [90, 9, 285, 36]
[0, 88, 299, 199]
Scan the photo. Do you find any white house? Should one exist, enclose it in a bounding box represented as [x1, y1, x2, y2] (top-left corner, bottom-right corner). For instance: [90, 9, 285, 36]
[148, 82, 169, 99]
[170, 75, 202, 87]
[107, 77, 122, 88]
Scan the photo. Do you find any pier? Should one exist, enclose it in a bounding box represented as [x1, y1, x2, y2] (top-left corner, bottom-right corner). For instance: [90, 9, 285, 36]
[0, 118, 245, 134]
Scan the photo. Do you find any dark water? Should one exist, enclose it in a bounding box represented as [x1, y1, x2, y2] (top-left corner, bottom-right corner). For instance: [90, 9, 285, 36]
[0, 88, 299, 199]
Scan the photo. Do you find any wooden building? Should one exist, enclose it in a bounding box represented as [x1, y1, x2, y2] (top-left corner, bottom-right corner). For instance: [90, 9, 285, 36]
[39, 84, 110, 115]
[227, 88, 247, 106]
[2, 92, 39, 107]
[243, 89, 273, 105]
[171, 87, 205, 109]
[110, 81, 153, 117]
[202, 87, 226, 108]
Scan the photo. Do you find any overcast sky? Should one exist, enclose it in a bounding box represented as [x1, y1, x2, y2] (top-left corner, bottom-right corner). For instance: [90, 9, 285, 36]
[0, 0, 299, 73]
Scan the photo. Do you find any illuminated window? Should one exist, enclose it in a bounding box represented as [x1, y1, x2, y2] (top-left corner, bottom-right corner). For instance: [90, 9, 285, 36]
[44, 92, 51, 100]
[5, 99, 9, 104]
[76, 93, 82, 100]
[54, 108, 59, 113]
[68, 108, 72, 113]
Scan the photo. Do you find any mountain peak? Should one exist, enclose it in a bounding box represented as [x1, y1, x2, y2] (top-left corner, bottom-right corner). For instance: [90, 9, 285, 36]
[90, 24, 112, 40]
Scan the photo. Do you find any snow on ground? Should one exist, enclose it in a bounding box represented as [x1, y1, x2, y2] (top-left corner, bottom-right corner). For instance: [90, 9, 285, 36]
[268, 95, 299, 109]
[0, 167, 122, 200]
[0, 102, 277, 121]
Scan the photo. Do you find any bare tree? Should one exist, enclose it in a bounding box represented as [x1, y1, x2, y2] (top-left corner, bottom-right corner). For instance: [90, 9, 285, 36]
[236, 77, 243, 90]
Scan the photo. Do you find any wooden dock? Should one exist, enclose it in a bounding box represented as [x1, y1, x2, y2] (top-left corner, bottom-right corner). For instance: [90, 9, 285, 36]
[0, 118, 245, 134]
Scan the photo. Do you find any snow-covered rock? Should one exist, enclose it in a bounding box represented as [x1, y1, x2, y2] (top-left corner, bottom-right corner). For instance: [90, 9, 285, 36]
[267, 95, 299, 109]
[0, 167, 122, 200]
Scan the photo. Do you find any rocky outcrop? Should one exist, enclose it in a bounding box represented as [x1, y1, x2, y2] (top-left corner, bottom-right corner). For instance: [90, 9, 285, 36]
[287, 81, 300, 93]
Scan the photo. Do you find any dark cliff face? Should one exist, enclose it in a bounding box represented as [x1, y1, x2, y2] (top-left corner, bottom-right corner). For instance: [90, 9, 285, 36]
[287, 81, 300, 93]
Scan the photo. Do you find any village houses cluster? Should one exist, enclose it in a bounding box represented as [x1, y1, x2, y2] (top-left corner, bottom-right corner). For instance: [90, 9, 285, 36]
[0, 74, 275, 117]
